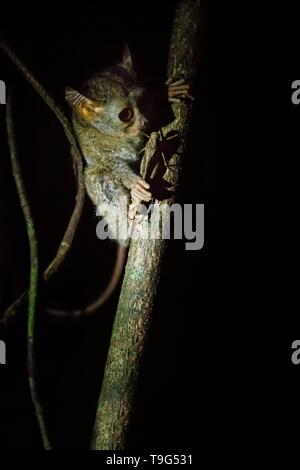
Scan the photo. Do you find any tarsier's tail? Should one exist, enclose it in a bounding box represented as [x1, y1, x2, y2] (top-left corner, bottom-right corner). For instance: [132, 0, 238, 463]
[46, 244, 127, 318]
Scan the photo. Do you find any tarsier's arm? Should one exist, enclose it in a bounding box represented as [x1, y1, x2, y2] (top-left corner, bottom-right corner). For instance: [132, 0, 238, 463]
[86, 148, 152, 203]
[127, 79, 194, 215]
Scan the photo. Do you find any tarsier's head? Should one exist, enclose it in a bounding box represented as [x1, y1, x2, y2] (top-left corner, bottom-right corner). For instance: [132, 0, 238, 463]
[65, 45, 148, 147]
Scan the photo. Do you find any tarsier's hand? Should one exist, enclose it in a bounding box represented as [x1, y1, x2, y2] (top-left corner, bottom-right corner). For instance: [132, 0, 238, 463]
[166, 78, 194, 103]
[130, 177, 152, 202]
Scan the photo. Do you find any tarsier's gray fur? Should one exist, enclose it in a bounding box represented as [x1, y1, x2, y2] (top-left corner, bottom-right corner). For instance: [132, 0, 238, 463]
[60, 46, 192, 314]
[65, 46, 192, 249]
[66, 47, 148, 245]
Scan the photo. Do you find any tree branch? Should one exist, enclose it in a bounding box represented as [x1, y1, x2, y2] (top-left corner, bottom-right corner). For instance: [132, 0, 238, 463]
[6, 95, 51, 449]
[91, 0, 201, 450]
[0, 38, 86, 321]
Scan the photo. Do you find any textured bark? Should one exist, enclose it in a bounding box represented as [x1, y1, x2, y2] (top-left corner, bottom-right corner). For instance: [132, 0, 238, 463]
[92, 0, 201, 450]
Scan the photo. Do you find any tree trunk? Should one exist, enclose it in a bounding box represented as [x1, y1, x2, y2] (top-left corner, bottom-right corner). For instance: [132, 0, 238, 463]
[91, 0, 202, 450]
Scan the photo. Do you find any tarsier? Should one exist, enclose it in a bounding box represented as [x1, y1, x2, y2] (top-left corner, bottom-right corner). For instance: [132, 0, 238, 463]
[59, 45, 192, 314]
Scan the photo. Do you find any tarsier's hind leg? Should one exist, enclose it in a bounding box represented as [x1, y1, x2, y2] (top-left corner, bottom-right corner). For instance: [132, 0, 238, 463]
[84, 166, 132, 245]
[46, 169, 131, 318]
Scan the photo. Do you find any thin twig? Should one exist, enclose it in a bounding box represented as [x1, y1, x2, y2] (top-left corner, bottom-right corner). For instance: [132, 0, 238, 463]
[6, 95, 51, 450]
[0, 37, 86, 320]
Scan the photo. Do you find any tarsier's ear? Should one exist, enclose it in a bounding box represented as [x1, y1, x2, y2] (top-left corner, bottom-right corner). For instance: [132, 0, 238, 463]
[65, 87, 103, 120]
[122, 43, 134, 73]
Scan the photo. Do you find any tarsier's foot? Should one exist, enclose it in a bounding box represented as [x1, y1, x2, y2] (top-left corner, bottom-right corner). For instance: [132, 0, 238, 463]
[128, 199, 149, 222]
[128, 200, 138, 221]
[128, 177, 151, 221]
[166, 78, 194, 103]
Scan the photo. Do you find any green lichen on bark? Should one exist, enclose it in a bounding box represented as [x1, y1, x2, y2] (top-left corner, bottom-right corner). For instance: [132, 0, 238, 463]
[92, 0, 202, 450]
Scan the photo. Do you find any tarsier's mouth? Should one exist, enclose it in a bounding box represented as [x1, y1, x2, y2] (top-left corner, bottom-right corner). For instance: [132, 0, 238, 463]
[127, 120, 145, 136]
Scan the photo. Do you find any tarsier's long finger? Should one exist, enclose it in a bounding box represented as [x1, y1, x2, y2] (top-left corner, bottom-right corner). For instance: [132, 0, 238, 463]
[132, 187, 151, 201]
[137, 179, 150, 189]
[132, 193, 151, 202]
[136, 181, 152, 197]
[169, 90, 195, 101]
[170, 92, 195, 100]
[169, 86, 190, 97]
[136, 189, 152, 200]
[169, 89, 190, 97]
[169, 83, 190, 90]
[165, 78, 185, 86]
[131, 194, 141, 203]
[169, 97, 181, 103]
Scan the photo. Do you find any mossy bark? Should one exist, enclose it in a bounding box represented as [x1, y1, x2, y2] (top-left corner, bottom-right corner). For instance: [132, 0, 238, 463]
[92, 0, 202, 450]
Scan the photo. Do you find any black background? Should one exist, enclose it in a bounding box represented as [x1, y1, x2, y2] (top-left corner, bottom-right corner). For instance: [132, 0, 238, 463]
[0, 0, 299, 452]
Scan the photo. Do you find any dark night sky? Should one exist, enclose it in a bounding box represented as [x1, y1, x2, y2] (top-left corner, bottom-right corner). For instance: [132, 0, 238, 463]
[0, 0, 300, 453]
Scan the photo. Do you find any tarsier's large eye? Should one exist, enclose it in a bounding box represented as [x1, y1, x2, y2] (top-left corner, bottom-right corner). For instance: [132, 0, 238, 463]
[119, 107, 134, 122]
